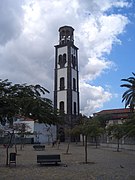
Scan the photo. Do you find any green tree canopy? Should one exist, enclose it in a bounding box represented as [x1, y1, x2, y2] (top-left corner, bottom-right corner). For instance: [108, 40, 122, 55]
[124, 116, 135, 137]
[0, 79, 59, 125]
[106, 124, 126, 151]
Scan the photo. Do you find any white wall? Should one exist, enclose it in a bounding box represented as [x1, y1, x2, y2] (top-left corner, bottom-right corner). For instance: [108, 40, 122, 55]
[34, 123, 56, 144]
[14, 119, 34, 133]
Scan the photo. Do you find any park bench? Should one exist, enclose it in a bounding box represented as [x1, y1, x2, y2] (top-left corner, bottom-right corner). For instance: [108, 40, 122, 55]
[33, 145, 45, 151]
[37, 154, 61, 165]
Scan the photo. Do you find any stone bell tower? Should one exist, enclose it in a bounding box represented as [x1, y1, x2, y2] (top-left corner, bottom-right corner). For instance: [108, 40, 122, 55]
[54, 26, 79, 141]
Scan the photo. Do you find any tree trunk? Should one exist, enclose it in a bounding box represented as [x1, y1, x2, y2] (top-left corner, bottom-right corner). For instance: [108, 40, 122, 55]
[95, 137, 98, 148]
[6, 146, 9, 166]
[66, 142, 70, 154]
[14, 133, 17, 154]
[57, 139, 60, 149]
[117, 138, 120, 152]
[84, 135, 88, 164]
[82, 134, 84, 146]
[6, 132, 14, 166]
[20, 137, 23, 150]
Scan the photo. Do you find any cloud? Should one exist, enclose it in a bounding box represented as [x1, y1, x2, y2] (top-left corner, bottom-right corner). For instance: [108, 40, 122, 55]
[80, 82, 112, 116]
[80, 57, 114, 81]
[0, 0, 24, 45]
[0, 0, 131, 115]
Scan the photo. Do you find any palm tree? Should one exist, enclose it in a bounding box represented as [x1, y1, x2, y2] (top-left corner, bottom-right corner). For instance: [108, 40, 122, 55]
[121, 72, 135, 112]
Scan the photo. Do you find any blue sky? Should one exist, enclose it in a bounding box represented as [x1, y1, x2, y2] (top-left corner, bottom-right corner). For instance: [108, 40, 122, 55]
[96, 4, 135, 111]
[0, 0, 134, 116]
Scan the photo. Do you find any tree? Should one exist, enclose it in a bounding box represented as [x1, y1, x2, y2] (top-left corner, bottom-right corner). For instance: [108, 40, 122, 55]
[0, 79, 15, 125]
[86, 119, 104, 148]
[124, 116, 135, 137]
[94, 114, 112, 130]
[0, 79, 60, 166]
[0, 79, 59, 125]
[71, 117, 104, 163]
[64, 128, 72, 154]
[14, 122, 31, 150]
[76, 114, 88, 146]
[121, 72, 135, 112]
[106, 124, 125, 152]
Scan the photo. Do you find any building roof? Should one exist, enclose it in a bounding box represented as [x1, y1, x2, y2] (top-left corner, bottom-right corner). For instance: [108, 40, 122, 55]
[16, 115, 34, 122]
[94, 108, 134, 120]
[59, 25, 74, 31]
[95, 108, 131, 115]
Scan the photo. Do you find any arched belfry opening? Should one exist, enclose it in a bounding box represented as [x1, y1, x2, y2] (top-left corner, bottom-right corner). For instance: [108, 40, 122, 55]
[54, 26, 80, 142]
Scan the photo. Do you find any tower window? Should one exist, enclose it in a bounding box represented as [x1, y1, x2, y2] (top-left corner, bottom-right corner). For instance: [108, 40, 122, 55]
[60, 101, 64, 113]
[58, 54, 66, 68]
[60, 77, 65, 90]
[73, 78, 76, 91]
[58, 55, 62, 67]
[72, 55, 76, 69]
[74, 102, 76, 115]
[63, 53, 66, 62]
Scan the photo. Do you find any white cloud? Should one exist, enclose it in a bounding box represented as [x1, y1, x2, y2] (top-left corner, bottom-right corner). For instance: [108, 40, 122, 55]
[0, 0, 131, 115]
[81, 57, 114, 81]
[80, 82, 112, 116]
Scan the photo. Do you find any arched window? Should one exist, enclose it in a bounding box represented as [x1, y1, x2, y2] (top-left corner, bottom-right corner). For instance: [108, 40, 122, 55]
[58, 54, 66, 68]
[60, 77, 65, 90]
[63, 53, 66, 61]
[60, 101, 64, 113]
[58, 55, 62, 67]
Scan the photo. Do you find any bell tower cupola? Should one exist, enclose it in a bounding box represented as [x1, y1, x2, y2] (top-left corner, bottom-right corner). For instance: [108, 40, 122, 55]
[59, 26, 74, 45]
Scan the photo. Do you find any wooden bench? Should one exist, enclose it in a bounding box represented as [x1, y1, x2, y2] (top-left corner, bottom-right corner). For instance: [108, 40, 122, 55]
[37, 154, 61, 165]
[33, 145, 45, 151]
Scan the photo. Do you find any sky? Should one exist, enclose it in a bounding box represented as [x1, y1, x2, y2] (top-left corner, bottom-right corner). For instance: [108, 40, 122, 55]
[0, 0, 135, 116]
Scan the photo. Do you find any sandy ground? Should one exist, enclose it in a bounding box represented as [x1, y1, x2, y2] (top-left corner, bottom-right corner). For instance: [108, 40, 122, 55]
[0, 143, 135, 180]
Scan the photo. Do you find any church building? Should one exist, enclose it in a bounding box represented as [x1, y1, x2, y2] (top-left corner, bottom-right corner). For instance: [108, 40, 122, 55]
[54, 26, 79, 141]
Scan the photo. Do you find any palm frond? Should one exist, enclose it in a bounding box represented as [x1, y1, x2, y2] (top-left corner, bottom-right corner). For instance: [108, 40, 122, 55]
[120, 84, 132, 88]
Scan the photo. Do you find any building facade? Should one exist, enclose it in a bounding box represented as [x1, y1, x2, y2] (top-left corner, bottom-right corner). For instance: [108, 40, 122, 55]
[94, 108, 135, 149]
[54, 26, 79, 140]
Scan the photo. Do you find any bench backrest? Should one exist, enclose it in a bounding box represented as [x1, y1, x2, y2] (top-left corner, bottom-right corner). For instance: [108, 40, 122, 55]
[33, 145, 45, 148]
[37, 154, 60, 160]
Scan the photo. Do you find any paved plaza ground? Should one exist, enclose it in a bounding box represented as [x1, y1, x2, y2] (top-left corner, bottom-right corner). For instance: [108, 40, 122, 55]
[0, 143, 135, 180]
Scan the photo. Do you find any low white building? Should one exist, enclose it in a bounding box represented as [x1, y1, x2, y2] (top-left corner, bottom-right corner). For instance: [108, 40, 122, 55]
[0, 116, 57, 144]
[34, 123, 56, 144]
[14, 117, 34, 133]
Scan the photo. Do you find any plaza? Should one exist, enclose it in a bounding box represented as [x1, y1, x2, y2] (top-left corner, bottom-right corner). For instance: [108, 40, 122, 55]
[0, 143, 135, 180]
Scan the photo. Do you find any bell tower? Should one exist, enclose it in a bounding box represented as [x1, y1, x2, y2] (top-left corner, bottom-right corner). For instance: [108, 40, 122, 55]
[54, 26, 79, 140]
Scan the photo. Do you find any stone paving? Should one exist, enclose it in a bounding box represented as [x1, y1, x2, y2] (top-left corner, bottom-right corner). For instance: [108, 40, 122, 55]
[0, 143, 135, 180]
